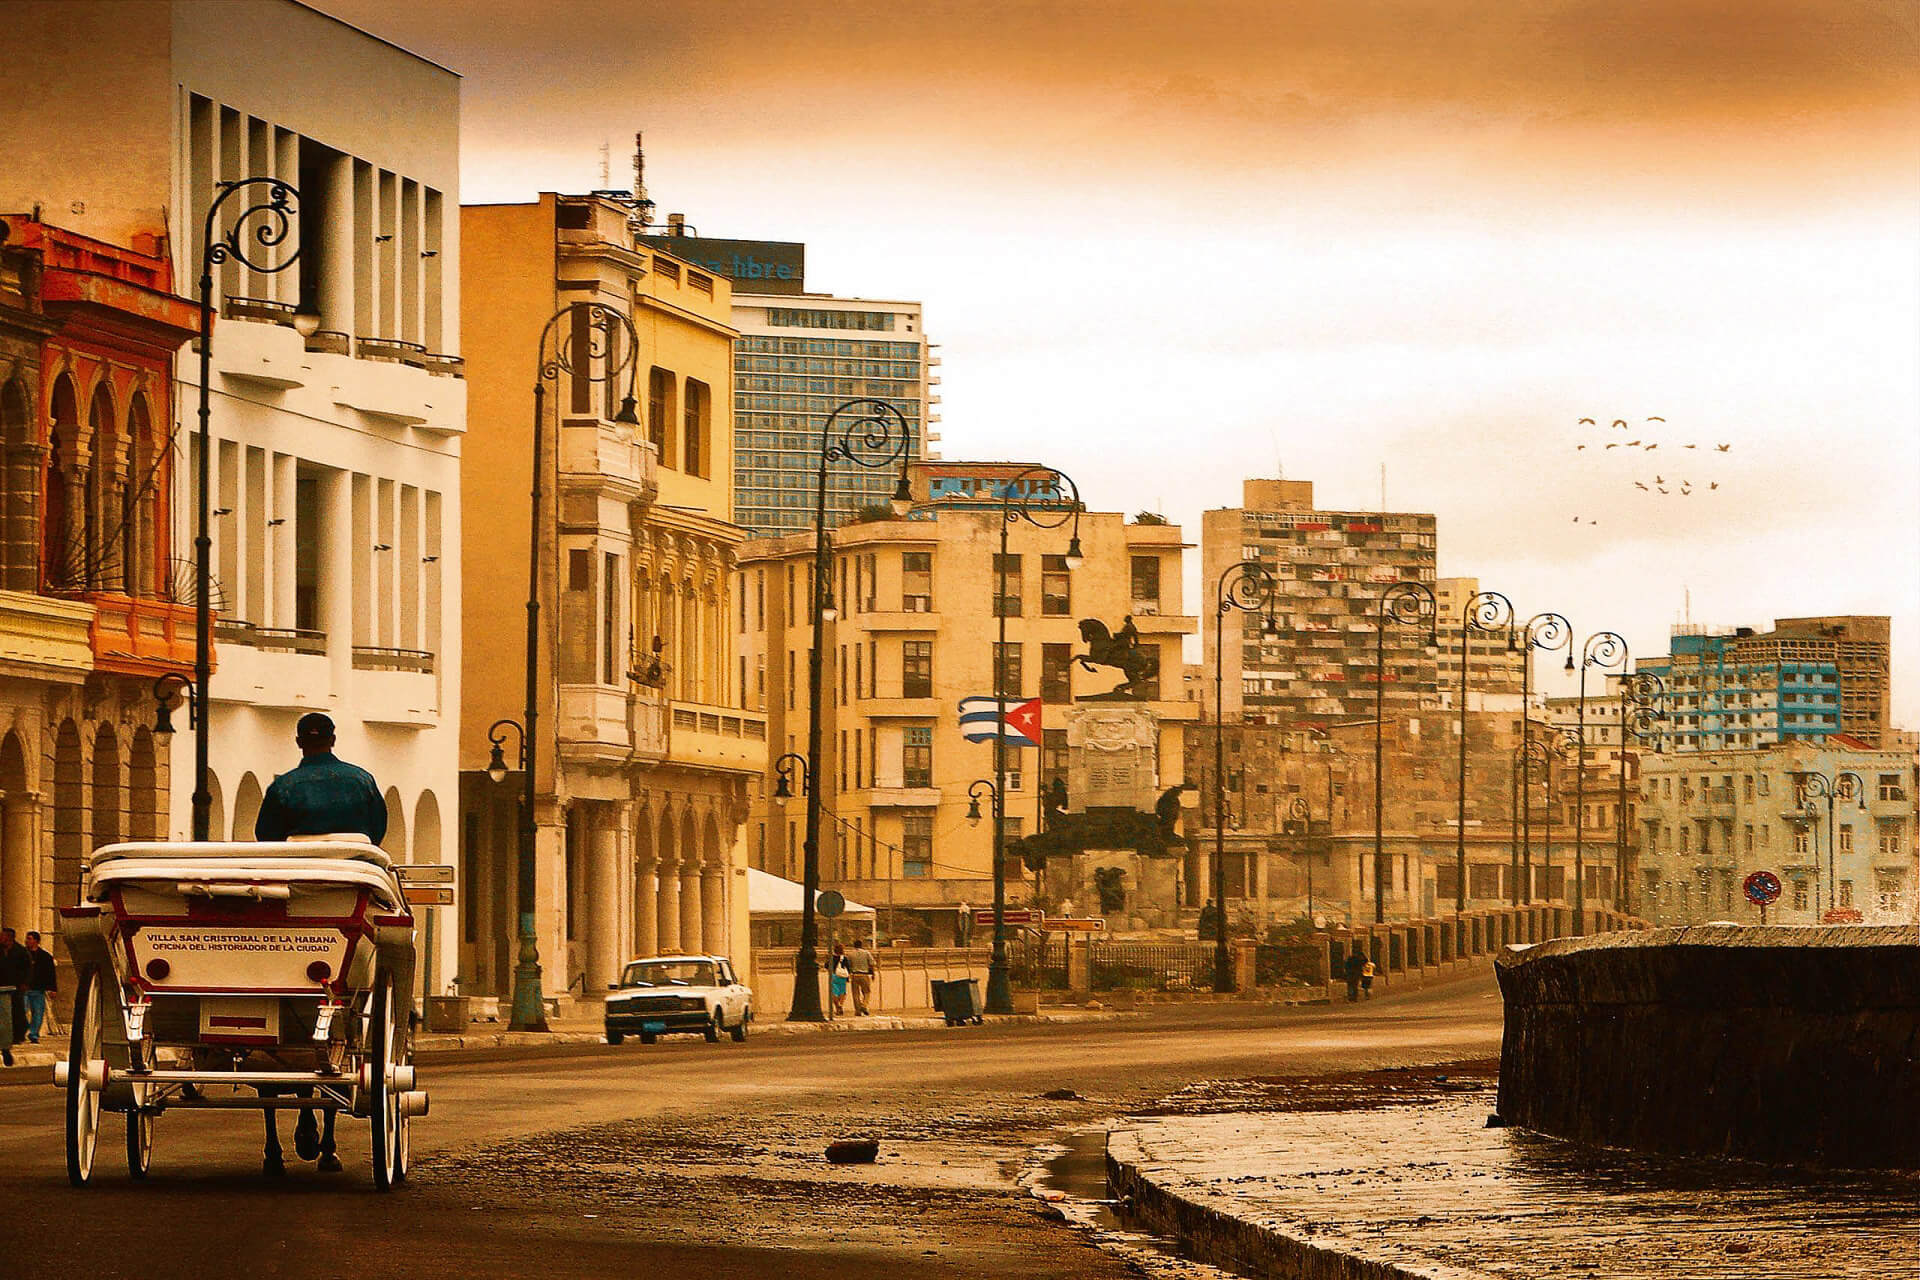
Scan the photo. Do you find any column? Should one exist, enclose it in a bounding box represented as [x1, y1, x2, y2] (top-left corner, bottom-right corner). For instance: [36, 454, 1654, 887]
[701, 862, 726, 954]
[679, 861, 702, 953]
[1, 795, 38, 935]
[634, 857, 659, 958]
[655, 860, 680, 953]
[1252, 851, 1269, 920]
[585, 812, 621, 995]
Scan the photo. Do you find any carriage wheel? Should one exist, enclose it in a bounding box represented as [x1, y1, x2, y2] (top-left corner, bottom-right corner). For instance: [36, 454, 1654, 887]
[369, 975, 405, 1191]
[126, 1109, 154, 1180]
[64, 967, 104, 1188]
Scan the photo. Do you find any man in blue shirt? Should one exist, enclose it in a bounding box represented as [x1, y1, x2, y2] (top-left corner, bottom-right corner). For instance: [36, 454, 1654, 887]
[255, 713, 388, 846]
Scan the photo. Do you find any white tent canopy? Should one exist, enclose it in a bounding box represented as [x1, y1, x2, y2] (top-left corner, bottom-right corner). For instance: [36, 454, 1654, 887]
[746, 867, 877, 921]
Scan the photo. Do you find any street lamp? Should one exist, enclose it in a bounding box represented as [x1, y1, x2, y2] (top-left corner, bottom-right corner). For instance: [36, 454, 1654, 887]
[150, 673, 196, 742]
[485, 719, 525, 786]
[789, 400, 914, 1023]
[507, 302, 643, 1034]
[191, 178, 300, 840]
[1373, 582, 1437, 924]
[1515, 613, 1572, 907]
[1574, 632, 1628, 931]
[1618, 673, 1666, 916]
[983, 466, 1083, 1015]
[1213, 560, 1280, 993]
[771, 751, 811, 802]
[965, 779, 999, 826]
[1794, 770, 1866, 920]
[1452, 591, 1514, 914]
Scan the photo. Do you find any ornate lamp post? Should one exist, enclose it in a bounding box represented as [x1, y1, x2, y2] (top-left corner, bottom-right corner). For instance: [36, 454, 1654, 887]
[788, 401, 914, 1022]
[1794, 770, 1866, 919]
[1373, 582, 1437, 923]
[186, 178, 300, 840]
[1515, 613, 1572, 906]
[1618, 673, 1666, 915]
[507, 302, 643, 1033]
[1212, 560, 1280, 992]
[1452, 591, 1514, 913]
[1574, 632, 1628, 931]
[984, 468, 1083, 1014]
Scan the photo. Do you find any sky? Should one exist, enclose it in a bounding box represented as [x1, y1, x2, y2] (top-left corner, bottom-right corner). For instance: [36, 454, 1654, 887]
[324, 0, 1920, 720]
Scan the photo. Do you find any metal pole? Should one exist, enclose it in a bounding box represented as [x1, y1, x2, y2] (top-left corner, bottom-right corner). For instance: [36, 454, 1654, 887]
[789, 443, 834, 1022]
[1616, 686, 1630, 916]
[1373, 612, 1386, 924]
[1455, 603, 1469, 913]
[1213, 597, 1231, 991]
[191, 250, 215, 842]
[987, 519, 1013, 1014]
[1575, 664, 1587, 932]
[509, 381, 548, 1031]
[1521, 658, 1531, 905]
[1510, 750, 1520, 907]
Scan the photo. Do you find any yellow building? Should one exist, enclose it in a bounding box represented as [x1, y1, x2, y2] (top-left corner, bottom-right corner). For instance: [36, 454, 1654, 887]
[736, 477, 1196, 942]
[459, 193, 764, 1007]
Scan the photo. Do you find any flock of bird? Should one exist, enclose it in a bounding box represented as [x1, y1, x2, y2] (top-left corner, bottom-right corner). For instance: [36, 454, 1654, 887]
[1568, 416, 1731, 525]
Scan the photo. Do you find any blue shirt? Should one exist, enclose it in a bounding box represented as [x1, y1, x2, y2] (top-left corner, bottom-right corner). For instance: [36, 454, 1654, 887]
[255, 752, 388, 845]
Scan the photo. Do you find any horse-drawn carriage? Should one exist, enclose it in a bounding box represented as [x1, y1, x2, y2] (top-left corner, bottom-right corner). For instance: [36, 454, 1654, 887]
[55, 838, 427, 1189]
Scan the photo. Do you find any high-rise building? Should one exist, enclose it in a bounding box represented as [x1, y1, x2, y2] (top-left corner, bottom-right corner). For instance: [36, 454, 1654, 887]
[1434, 577, 1527, 700]
[1638, 616, 1892, 752]
[1204, 478, 1438, 729]
[460, 193, 763, 1004]
[3, 0, 464, 992]
[735, 486, 1195, 941]
[729, 291, 939, 537]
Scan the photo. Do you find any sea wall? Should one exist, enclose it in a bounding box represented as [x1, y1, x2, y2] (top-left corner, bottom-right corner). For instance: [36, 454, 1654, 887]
[1495, 924, 1920, 1168]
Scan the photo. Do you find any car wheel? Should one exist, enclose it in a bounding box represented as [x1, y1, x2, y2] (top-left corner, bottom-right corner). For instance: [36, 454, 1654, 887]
[704, 1010, 721, 1043]
[606, 1030, 624, 1046]
[730, 1006, 748, 1042]
[639, 1031, 656, 1046]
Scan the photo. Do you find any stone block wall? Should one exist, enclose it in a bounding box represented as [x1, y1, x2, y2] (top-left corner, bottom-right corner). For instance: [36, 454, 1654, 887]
[1495, 924, 1920, 1168]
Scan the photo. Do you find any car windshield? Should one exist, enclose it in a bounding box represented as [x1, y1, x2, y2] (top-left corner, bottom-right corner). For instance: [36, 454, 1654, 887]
[621, 960, 716, 988]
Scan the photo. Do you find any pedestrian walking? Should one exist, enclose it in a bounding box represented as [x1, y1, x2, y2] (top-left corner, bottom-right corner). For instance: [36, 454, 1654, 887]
[24, 930, 56, 1043]
[1361, 956, 1376, 1000]
[827, 943, 852, 1017]
[0, 926, 29, 1065]
[1342, 947, 1364, 1003]
[846, 937, 876, 1015]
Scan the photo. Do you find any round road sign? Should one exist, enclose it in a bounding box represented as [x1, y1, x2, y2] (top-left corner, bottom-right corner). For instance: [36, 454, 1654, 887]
[1743, 870, 1782, 907]
[816, 889, 846, 918]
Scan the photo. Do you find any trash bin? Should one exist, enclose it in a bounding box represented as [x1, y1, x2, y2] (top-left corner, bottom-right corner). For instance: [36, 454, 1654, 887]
[424, 995, 471, 1034]
[930, 978, 983, 1026]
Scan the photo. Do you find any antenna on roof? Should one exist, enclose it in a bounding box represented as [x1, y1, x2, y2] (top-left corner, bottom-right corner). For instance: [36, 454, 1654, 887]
[631, 132, 655, 228]
[598, 140, 611, 190]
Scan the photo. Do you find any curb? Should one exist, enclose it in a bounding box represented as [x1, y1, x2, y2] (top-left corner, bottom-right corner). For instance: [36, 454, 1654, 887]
[1105, 1127, 1473, 1280]
[411, 1008, 1137, 1054]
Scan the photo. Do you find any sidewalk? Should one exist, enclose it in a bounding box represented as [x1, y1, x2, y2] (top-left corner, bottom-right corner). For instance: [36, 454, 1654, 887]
[1, 1005, 1131, 1073]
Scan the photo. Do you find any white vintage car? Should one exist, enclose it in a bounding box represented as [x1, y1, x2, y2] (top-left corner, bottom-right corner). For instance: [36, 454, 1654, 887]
[604, 954, 752, 1046]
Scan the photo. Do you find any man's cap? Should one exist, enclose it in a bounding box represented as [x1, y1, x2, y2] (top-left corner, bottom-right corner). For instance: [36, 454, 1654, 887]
[296, 712, 336, 739]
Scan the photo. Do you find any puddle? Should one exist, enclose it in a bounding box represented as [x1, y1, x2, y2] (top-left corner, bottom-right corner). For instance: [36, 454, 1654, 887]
[1025, 1127, 1217, 1274]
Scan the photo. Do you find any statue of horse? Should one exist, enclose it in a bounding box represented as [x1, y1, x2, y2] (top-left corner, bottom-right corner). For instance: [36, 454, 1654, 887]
[1077, 616, 1152, 696]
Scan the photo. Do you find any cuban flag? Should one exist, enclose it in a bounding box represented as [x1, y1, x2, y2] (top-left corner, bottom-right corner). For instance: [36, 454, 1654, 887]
[958, 696, 1042, 748]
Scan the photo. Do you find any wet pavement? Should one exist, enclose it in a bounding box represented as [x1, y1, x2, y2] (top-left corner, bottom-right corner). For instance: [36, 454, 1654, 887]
[1112, 1069, 1920, 1279]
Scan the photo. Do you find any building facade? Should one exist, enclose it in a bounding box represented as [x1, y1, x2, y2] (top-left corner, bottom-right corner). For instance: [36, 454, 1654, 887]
[736, 495, 1195, 941]
[1637, 739, 1917, 925]
[729, 291, 939, 538]
[1638, 616, 1891, 753]
[1204, 478, 1439, 730]
[0, 216, 193, 951]
[3, 1, 463, 993]
[460, 193, 761, 1006]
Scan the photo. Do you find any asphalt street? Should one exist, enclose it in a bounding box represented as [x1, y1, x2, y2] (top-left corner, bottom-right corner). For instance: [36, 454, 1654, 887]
[0, 977, 1502, 1279]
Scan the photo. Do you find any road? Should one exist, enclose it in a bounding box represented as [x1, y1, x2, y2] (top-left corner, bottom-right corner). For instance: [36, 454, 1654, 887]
[0, 978, 1501, 1279]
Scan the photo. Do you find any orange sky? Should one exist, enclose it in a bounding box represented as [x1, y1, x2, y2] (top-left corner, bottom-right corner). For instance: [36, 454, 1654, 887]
[325, 0, 1920, 718]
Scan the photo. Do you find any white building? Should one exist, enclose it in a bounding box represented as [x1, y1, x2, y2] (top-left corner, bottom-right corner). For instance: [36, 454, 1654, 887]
[3, 1, 464, 992]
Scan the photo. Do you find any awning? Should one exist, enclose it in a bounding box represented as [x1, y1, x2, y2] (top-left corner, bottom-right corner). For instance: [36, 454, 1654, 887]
[746, 867, 877, 920]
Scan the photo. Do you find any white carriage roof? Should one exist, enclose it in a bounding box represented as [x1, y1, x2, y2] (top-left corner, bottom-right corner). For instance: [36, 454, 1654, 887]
[84, 842, 404, 910]
[89, 839, 394, 871]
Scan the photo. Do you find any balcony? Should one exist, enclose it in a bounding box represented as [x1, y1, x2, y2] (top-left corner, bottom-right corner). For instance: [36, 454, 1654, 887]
[212, 308, 308, 389]
[218, 622, 327, 656]
[325, 336, 466, 433]
[1130, 612, 1196, 635]
[863, 784, 943, 808]
[849, 609, 940, 633]
[351, 645, 434, 673]
[87, 594, 195, 676]
[666, 701, 768, 775]
[559, 684, 634, 762]
[860, 696, 942, 719]
[558, 416, 657, 504]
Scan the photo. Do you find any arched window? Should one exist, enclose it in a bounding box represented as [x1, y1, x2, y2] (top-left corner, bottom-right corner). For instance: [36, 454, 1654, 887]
[44, 375, 80, 590]
[0, 377, 37, 591]
[124, 394, 153, 596]
[87, 381, 119, 589]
